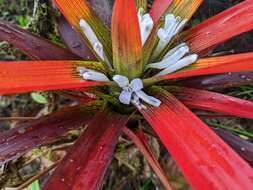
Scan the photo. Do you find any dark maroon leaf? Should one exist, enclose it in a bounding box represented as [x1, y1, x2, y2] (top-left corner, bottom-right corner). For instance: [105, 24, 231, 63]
[88, 0, 112, 27]
[0, 20, 80, 60]
[214, 129, 253, 167]
[43, 110, 128, 190]
[0, 106, 95, 164]
[57, 0, 112, 60]
[168, 86, 253, 119]
[173, 72, 253, 90]
[58, 16, 96, 60]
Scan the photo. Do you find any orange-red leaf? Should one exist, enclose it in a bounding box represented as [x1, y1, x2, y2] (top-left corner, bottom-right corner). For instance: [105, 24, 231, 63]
[169, 86, 253, 119]
[162, 52, 253, 79]
[183, 0, 253, 54]
[112, 0, 142, 79]
[0, 61, 107, 94]
[168, 0, 203, 20]
[43, 111, 128, 190]
[139, 89, 253, 190]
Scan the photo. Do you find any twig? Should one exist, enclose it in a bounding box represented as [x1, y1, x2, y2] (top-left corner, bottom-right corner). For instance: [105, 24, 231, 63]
[16, 160, 60, 190]
[0, 117, 36, 121]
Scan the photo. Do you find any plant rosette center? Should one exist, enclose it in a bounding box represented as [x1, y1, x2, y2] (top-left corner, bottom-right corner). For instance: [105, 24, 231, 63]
[77, 10, 198, 111]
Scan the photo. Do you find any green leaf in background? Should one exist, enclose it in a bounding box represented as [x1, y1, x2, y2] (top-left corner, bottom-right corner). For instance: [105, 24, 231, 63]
[31, 92, 47, 104]
[27, 180, 40, 190]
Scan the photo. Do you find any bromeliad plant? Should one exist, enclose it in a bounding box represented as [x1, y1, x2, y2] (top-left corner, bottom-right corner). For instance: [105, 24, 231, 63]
[1, 0, 253, 189]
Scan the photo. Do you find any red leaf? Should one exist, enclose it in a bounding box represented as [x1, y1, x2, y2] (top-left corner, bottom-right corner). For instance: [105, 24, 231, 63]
[169, 86, 253, 119]
[139, 89, 253, 190]
[215, 129, 253, 167]
[43, 111, 128, 190]
[123, 127, 173, 190]
[183, 0, 253, 54]
[58, 16, 96, 60]
[112, 0, 142, 79]
[0, 106, 94, 164]
[173, 72, 253, 90]
[0, 20, 79, 60]
[150, 0, 173, 23]
[0, 60, 107, 94]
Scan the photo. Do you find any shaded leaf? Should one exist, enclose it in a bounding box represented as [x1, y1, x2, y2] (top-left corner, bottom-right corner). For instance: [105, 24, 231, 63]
[214, 129, 253, 167]
[139, 88, 253, 190]
[43, 110, 128, 190]
[54, 0, 112, 62]
[0, 20, 79, 60]
[173, 72, 253, 90]
[0, 105, 97, 164]
[88, 0, 112, 27]
[58, 16, 96, 60]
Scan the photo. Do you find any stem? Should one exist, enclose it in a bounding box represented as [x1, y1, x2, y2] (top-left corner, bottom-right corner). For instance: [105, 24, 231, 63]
[16, 160, 60, 190]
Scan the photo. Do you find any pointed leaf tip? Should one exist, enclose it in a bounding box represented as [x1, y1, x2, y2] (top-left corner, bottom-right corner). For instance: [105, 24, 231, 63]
[112, 0, 142, 79]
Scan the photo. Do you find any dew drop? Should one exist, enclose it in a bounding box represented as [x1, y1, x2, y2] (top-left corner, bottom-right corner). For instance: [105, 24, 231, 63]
[18, 128, 26, 134]
[72, 42, 81, 49]
[240, 75, 247, 79]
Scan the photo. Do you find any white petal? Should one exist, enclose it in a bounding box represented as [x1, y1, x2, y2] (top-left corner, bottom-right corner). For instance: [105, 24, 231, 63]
[129, 78, 143, 91]
[140, 14, 154, 46]
[147, 45, 189, 69]
[156, 54, 198, 76]
[93, 42, 104, 60]
[79, 19, 99, 45]
[119, 90, 132, 105]
[173, 19, 188, 35]
[164, 14, 177, 29]
[113, 75, 129, 88]
[163, 43, 187, 59]
[135, 91, 161, 107]
[157, 28, 171, 42]
[82, 71, 109, 82]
